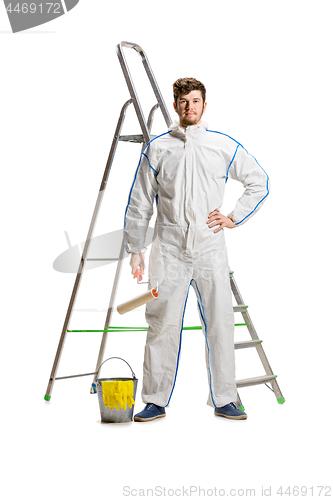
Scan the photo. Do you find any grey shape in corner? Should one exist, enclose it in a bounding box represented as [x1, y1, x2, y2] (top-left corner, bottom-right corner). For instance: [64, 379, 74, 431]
[64, 0, 80, 12]
[4, 0, 65, 33]
[3, 0, 81, 33]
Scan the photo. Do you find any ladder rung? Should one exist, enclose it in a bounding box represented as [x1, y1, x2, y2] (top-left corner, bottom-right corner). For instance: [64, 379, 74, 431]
[234, 340, 263, 350]
[119, 134, 157, 143]
[55, 372, 96, 380]
[233, 305, 248, 312]
[236, 374, 277, 388]
[86, 258, 118, 261]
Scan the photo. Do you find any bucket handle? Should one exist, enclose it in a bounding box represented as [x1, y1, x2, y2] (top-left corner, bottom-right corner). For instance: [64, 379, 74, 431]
[95, 357, 136, 380]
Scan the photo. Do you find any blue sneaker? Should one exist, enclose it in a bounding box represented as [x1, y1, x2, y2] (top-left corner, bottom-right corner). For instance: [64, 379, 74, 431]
[214, 402, 247, 420]
[134, 403, 166, 422]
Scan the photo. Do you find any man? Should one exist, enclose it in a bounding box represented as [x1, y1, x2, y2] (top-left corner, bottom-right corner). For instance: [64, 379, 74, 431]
[123, 78, 269, 422]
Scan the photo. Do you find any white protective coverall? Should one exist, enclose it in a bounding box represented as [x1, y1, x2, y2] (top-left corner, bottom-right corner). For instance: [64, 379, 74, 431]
[124, 120, 269, 408]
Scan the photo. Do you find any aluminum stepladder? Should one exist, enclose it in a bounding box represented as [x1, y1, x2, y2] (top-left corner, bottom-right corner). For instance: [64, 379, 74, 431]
[44, 41, 172, 401]
[44, 41, 285, 409]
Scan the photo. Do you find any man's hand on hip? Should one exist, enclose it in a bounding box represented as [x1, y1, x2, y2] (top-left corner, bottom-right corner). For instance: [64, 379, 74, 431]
[206, 210, 236, 232]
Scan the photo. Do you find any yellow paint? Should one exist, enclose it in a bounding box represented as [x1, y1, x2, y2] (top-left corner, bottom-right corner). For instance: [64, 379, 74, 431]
[102, 380, 135, 411]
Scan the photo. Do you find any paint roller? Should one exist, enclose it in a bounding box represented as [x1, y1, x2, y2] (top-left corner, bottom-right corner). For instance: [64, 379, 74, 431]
[117, 267, 158, 315]
[117, 287, 158, 315]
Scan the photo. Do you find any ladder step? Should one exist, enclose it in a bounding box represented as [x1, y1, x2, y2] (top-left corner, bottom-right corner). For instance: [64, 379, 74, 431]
[119, 134, 157, 143]
[234, 340, 263, 350]
[236, 374, 277, 388]
[86, 258, 118, 261]
[233, 305, 248, 312]
[55, 371, 96, 380]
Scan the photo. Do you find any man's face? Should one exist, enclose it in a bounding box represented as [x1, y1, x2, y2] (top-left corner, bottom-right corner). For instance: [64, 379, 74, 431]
[173, 90, 207, 128]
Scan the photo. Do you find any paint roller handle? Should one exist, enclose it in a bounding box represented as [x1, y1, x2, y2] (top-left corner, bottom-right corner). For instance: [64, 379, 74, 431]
[130, 252, 145, 275]
[133, 269, 143, 282]
[95, 357, 136, 380]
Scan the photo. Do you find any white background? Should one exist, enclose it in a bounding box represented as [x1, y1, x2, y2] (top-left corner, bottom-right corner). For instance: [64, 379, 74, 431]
[1, 1, 332, 499]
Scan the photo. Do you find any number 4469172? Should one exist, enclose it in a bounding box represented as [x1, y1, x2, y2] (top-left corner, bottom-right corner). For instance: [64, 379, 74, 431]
[6, 3, 61, 14]
[277, 486, 331, 496]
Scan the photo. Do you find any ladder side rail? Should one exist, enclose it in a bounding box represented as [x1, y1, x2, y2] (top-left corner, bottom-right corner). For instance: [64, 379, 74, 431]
[230, 273, 284, 401]
[116, 42, 172, 143]
[137, 48, 172, 127]
[92, 103, 160, 387]
[119, 42, 172, 126]
[230, 273, 274, 371]
[231, 276, 261, 340]
[45, 99, 133, 400]
[235, 392, 243, 409]
[92, 243, 126, 386]
[147, 104, 159, 132]
[116, 43, 150, 144]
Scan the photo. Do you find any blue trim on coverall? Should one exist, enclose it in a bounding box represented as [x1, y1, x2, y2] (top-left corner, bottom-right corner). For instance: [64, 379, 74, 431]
[191, 279, 216, 408]
[207, 129, 269, 226]
[123, 131, 171, 253]
[166, 282, 191, 407]
[142, 152, 158, 174]
[226, 144, 240, 183]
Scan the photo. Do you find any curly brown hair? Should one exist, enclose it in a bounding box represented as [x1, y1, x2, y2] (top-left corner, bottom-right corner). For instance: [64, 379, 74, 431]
[173, 77, 206, 104]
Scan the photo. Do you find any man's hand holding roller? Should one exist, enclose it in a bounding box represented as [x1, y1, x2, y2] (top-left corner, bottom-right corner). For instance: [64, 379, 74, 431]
[130, 252, 145, 281]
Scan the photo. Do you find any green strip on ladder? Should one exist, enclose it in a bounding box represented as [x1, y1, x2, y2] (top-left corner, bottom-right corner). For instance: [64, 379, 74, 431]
[68, 323, 249, 333]
[107, 326, 147, 330]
